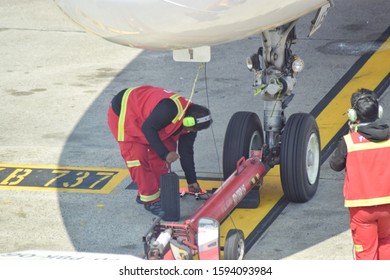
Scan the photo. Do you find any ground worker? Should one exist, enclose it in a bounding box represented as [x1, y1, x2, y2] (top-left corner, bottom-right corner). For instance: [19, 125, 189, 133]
[329, 88, 390, 260]
[107, 85, 212, 216]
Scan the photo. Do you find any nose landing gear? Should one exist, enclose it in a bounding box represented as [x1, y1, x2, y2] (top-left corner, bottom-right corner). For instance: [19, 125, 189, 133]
[223, 21, 321, 204]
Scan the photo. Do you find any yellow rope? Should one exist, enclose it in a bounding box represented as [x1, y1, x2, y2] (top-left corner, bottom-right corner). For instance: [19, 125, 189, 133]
[179, 62, 204, 119]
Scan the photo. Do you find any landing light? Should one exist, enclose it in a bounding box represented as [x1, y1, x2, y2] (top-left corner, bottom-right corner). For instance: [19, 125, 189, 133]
[246, 56, 253, 70]
[291, 56, 304, 73]
[246, 53, 260, 71]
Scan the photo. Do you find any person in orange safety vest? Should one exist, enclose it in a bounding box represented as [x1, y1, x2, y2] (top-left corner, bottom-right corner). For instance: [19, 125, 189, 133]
[107, 86, 212, 216]
[329, 88, 390, 260]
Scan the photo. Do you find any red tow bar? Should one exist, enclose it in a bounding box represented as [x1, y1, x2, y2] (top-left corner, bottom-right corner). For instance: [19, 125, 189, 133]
[144, 150, 266, 260]
[189, 151, 265, 229]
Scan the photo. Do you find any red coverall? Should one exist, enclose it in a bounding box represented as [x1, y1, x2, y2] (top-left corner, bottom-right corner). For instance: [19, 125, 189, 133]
[107, 86, 190, 203]
[343, 132, 390, 259]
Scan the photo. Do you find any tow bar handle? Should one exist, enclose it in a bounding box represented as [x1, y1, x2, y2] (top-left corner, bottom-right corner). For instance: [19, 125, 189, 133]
[236, 156, 247, 175]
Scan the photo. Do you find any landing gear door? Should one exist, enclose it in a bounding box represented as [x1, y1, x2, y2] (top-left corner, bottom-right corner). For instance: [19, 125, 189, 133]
[197, 218, 220, 260]
[308, 1, 334, 37]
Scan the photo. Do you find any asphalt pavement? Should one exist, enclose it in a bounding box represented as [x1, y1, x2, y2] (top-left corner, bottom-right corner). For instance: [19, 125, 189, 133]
[0, 0, 389, 260]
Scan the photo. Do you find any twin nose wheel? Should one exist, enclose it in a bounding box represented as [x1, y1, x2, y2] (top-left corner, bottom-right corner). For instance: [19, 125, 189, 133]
[223, 111, 320, 203]
[221, 111, 320, 259]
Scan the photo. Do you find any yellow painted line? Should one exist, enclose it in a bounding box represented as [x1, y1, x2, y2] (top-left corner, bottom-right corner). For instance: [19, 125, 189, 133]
[178, 170, 283, 247]
[179, 178, 222, 190]
[218, 35, 390, 247]
[317, 37, 390, 149]
[219, 167, 283, 246]
[0, 163, 128, 194]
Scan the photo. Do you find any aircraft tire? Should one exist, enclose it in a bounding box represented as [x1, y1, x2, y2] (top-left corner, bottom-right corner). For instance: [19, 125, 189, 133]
[223, 111, 264, 180]
[280, 113, 320, 202]
[224, 229, 245, 260]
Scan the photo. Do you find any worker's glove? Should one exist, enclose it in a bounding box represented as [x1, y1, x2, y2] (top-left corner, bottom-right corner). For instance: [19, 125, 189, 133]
[165, 151, 180, 164]
[188, 182, 202, 193]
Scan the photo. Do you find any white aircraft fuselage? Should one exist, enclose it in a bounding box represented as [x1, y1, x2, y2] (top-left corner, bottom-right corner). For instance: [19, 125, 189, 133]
[54, 0, 329, 50]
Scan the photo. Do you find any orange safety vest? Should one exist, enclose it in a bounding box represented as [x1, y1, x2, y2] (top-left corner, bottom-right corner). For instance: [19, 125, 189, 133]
[343, 132, 390, 207]
[117, 86, 190, 143]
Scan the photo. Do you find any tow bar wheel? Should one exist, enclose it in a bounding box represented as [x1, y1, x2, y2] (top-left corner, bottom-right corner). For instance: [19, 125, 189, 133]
[224, 229, 245, 260]
[223, 111, 264, 180]
[280, 113, 320, 202]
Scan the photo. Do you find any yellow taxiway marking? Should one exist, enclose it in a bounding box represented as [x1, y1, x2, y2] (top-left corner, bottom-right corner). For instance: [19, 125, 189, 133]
[0, 163, 128, 194]
[317, 37, 390, 149]
[219, 168, 283, 245]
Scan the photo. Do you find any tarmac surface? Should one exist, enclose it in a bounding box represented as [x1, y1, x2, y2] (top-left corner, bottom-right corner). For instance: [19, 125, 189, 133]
[0, 0, 389, 260]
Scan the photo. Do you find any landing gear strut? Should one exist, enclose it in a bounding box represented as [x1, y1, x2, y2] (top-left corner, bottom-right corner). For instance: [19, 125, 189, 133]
[223, 21, 321, 203]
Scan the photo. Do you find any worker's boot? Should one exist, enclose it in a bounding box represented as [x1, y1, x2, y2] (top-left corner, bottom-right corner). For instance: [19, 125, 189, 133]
[144, 200, 163, 216]
[135, 195, 143, 204]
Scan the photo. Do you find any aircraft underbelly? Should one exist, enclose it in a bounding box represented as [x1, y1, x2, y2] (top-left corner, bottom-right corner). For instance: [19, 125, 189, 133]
[55, 0, 329, 50]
